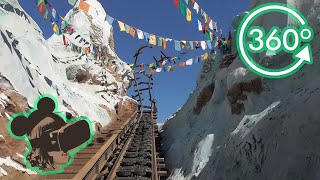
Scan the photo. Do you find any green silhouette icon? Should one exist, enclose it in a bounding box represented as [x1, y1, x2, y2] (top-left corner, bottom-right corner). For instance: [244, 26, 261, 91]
[7, 94, 94, 175]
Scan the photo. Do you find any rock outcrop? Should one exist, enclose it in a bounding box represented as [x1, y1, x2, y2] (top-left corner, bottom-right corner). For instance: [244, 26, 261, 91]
[162, 0, 320, 179]
[0, 0, 135, 177]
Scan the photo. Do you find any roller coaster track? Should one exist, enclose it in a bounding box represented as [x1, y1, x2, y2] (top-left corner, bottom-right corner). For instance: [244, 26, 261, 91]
[45, 46, 167, 180]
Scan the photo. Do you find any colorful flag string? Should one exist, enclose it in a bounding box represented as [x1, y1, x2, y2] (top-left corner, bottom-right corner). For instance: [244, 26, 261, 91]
[128, 51, 211, 75]
[105, 14, 215, 52]
[173, 0, 219, 37]
[36, 0, 66, 35]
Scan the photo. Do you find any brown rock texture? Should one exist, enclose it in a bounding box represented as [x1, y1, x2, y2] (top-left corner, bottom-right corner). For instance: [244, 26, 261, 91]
[118, 98, 138, 121]
[227, 78, 263, 115]
[219, 54, 237, 69]
[199, 56, 215, 80]
[193, 83, 215, 115]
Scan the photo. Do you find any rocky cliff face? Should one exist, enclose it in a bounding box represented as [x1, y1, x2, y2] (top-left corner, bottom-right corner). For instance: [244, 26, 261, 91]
[162, 0, 320, 179]
[0, 0, 136, 177]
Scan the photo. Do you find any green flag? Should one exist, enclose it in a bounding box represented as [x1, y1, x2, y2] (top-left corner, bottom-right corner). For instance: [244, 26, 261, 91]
[36, 0, 42, 6]
[68, 0, 78, 6]
[44, 10, 49, 20]
[180, 0, 186, 16]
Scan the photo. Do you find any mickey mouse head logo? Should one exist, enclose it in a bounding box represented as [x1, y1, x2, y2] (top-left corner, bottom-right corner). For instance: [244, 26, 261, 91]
[8, 94, 93, 175]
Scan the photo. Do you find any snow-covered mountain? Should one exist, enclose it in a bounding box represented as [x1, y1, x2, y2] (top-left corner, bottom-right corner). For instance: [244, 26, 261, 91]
[162, 0, 320, 179]
[0, 0, 135, 177]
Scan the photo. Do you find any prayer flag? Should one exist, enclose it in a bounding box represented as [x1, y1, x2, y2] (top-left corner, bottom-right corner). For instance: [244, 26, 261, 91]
[193, 2, 199, 14]
[149, 63, 154, 68]
[118, 21, 125, 31]
[149, 34, 156, 45]
[174, 0, 179, 8]
[163, 38, 167, 49]
[195, 41, 200, 49]
[174, 40, 181, 51]
[201, 41, 207, 50]
[106, 15, 114, 25]
[186, 8, 192, 22]
[44, 10, 49, 20]
[203, 12, 208, 23]
[125, 24, 130, 33]
[210, 32, 214, 41]
[79, 0, 90, 13]
[205, 32, 210, 40]
[38, 2, 46, 14]
[158, 37, 163, 47]
[209, 20, 214, 30]
[207, 40, 212, 49]
[150, 70, 156, 75]
[162, 60, 167, 66]
[201, 53, 208, 60]
[181, 41, 186, 49]
[196, 56, 200, 62]
[144, 32, 150, 42]
[186, 59, 193, 65]
[68, 0, 77, 6]
[156, 68, 162, 73]
[179, 62, 186, 67]
[180, 0, 186, 16]
[189, 41, 194, 50]
[213, 22, 218, 31]
[52, 8, 56, 19]
[190, 0, 195, 4]
[129, 27, 136, 37]
[53, 23, 59, 33]
[198, 20, 202, 31]
[36, 0, 42, 6]
[184, 0, 189, 5]
[137, 29, 144, 39]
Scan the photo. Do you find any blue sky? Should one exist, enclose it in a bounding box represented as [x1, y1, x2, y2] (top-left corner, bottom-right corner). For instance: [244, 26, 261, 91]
[19, 0, 249, 123]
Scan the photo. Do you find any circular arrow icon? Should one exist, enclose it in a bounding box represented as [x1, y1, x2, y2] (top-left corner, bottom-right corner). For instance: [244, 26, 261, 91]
[237, 3, 314, 78]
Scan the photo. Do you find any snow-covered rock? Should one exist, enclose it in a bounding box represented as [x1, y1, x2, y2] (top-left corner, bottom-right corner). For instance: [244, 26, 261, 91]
[0, 0, 136, 177]
[162, 0, 320, 179]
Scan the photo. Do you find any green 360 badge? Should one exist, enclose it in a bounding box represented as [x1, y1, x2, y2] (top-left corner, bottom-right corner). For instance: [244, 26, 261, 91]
[237, 3, 314, 78]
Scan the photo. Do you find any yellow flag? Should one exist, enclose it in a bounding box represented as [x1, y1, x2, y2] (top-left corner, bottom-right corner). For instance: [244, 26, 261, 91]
[53, 23, 59, 33]
[201, 53, 209, 60]
[186, 8, 192, 22]
[118, 21, 125, 31]
[149, 34, 156, 45]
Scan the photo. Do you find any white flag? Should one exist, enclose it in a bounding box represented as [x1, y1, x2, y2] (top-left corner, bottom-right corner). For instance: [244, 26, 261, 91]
[52, 8, 56, 19]
[137, 29, 144, 39]
[156, 68, 162, 73]
[186, 59, 193, 66]
[193, 2, 199, 14]
[162, 60, 167, 66]
[209, 20, 214, 30]
[201, 41, 207, 50]
[198, 20, 202, 31]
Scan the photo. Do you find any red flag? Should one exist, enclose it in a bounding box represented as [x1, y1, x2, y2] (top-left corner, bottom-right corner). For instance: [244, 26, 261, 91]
[38, 2, 46, 14]
[174, 0, 179, 7]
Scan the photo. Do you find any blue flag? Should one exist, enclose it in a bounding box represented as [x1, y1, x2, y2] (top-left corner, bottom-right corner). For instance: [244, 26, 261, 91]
[174, 40, 181, 51]
[106, 15, 114, 25]
[207, 40, 212, 49]
[144, 32, 150, 42]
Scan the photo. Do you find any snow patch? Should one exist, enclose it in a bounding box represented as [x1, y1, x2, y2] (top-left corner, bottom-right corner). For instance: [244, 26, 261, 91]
[0, 157, 36, 175]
